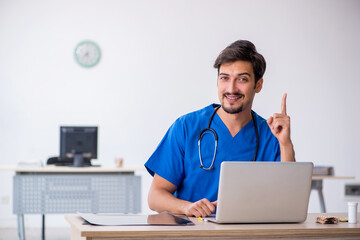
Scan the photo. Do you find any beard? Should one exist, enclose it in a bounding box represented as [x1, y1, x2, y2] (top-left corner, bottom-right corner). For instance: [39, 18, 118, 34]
[222, 104, 244, 114]
[221, 93, 245, 114]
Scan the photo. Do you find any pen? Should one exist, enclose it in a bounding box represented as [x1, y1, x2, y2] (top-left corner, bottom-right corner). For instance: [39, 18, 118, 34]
[198, 217, 208, 222]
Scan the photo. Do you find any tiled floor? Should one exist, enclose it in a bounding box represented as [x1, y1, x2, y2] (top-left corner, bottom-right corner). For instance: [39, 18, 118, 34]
[0, 227, 70, 240]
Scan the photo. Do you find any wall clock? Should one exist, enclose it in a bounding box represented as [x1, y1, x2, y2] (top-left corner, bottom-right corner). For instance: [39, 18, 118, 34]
[74, 41, 101, 68]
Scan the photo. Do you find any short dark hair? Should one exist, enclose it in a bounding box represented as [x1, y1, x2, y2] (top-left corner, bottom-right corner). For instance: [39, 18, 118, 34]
[213, 40, 266, 83]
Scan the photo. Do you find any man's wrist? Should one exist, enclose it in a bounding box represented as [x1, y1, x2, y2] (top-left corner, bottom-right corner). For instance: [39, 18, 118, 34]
[280, 140, 293, 150]
[280, 141, 295, 162]
[178, 200, 192, 216]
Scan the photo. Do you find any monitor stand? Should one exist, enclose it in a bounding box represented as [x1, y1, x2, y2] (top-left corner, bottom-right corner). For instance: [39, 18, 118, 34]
[73, 154, 91, 167]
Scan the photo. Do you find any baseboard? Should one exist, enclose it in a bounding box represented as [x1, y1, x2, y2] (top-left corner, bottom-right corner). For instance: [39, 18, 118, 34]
[0, 214, 70, 228]
[0, 215, 17, 228]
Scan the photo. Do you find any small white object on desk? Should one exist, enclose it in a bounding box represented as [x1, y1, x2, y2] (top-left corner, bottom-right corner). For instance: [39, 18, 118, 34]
[348, 202, 358, 223]
[17, 160, 43, 167]
[115, 157, 124, 167]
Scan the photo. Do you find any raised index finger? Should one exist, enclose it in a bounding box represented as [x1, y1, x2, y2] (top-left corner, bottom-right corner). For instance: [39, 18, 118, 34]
[281, 93, 287, 115]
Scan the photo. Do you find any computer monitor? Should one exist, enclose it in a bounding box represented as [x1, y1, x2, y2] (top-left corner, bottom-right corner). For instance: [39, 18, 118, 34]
[60, 126, 98, 167]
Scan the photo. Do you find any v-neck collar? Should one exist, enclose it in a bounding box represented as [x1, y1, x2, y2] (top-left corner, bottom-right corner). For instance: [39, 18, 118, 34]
[212, 111, 254, 140]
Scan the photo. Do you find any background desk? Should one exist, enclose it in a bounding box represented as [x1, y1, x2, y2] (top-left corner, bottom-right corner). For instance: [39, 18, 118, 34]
[65, 212, 360, 240]
[2, 165, 143, 240]
[0, 165, 355, 240]
[311, 175, 355, 213]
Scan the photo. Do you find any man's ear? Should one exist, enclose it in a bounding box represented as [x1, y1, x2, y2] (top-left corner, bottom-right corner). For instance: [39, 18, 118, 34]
[255, 78, 263, 93]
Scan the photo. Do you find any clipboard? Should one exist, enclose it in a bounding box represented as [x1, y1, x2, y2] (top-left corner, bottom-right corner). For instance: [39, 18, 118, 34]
[79, 212, 194, 226]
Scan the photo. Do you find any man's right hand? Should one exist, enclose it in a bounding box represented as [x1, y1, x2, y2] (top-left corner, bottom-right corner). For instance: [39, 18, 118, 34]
[148, 174, 217, 217]
[184, 199, 217, 217]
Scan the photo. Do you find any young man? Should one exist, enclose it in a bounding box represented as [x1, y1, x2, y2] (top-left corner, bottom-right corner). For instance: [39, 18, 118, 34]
[145, 40, 295, 218]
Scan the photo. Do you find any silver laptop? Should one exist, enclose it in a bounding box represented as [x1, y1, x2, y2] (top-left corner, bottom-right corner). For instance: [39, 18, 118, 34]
[208, 162, 313, 223]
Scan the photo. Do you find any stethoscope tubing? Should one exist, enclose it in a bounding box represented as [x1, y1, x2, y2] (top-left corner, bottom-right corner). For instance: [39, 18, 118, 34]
[198, 106, 259, 170]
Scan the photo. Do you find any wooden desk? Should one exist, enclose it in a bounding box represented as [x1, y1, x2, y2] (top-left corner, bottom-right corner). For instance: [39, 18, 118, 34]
[1, 165, 144, 240]
[65, 213, 360, 240]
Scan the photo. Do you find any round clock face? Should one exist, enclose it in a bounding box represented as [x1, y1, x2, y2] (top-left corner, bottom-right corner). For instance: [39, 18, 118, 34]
[74, 41, 101, 67]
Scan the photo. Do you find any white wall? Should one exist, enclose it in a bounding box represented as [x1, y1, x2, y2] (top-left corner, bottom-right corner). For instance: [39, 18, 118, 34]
[0, 0, 359, 227]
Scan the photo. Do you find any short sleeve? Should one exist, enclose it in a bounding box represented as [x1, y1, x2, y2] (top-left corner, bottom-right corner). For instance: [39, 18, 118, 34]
[144, 117, 186, 187]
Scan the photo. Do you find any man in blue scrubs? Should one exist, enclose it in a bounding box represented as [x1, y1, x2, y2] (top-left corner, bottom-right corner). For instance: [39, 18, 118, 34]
[145, 40, 295, 218]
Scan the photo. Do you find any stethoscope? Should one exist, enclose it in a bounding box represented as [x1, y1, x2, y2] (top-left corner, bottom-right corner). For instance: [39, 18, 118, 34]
[198, 106, 259, 170]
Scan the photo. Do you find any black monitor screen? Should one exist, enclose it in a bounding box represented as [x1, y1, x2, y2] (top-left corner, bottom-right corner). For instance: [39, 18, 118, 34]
[60, 126, 98, 167]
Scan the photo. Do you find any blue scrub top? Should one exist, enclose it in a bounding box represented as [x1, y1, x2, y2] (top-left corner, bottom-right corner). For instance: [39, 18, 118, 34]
[145, 104, 280, 203]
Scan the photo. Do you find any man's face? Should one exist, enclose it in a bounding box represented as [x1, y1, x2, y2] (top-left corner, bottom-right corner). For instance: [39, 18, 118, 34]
[217, 60, 263, 114]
